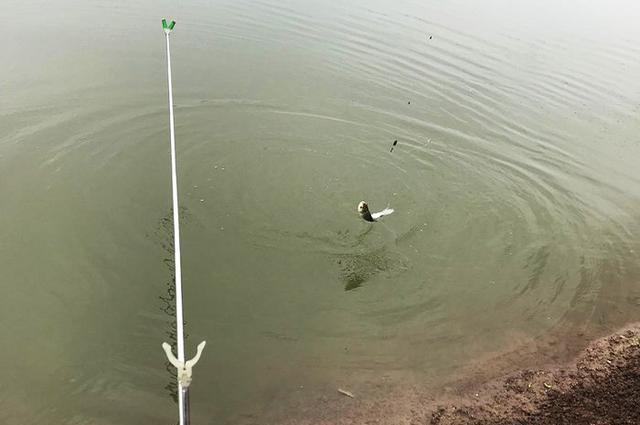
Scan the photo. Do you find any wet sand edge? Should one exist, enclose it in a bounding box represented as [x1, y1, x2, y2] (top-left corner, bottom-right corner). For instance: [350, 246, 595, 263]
[428, 323, 640, 424]
[278, 322, 640, 425]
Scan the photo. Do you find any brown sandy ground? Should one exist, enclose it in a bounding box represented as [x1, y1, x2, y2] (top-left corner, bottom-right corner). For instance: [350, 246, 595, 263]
[428, 325, 640, 425]
[274, 324, 640, 425]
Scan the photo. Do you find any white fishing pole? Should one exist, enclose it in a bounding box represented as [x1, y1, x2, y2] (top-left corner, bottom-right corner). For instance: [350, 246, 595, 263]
[160, 18, 206, 425]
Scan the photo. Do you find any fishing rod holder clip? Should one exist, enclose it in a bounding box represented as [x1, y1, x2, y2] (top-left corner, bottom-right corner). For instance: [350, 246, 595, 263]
[162, 18, 176, 34]
[162, 341, 206, 388]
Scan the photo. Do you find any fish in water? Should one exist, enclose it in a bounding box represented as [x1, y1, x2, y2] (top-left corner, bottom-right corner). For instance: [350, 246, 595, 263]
[357, 201, 394, 222]
[390, 139, 398, 152]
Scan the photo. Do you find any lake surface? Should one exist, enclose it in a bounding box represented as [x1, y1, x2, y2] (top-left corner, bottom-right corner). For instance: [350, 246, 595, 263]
[2, 0, 640, 423]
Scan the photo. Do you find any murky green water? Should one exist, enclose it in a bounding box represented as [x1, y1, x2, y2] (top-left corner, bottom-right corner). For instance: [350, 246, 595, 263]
[2, 0, 640, 423]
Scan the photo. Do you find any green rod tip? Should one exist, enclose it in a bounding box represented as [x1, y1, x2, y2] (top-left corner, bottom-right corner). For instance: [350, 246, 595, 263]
[168, 21, 176, 30]
[162, 19, 167, 29]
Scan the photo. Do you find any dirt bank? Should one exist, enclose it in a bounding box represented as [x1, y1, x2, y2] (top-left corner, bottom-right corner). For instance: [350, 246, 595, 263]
[428, 324, 640, 424]
[276, 324, 640, 425]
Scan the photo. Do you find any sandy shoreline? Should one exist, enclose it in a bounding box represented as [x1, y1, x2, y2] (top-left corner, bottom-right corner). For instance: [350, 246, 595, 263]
[275, 322, 640, 425]
[428, 323, 640, 424]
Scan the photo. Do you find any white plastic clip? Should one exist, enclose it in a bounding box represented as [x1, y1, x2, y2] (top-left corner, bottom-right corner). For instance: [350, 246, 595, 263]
[162, 341, 206, 388]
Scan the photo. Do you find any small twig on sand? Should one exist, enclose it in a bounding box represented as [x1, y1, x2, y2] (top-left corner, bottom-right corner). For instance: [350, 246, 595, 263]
[338, 388, 355, 398]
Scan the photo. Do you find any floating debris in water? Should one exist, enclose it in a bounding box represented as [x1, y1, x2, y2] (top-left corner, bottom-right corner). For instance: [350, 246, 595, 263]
[408, 101, 411, 104]
[338, 388, 355, 398]
[390, 139, 398, 152]
[429, 35, 433, 40]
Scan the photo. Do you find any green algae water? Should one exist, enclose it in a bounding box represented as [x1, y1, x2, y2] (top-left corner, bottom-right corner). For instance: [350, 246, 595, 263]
[1, 0, 640, 423]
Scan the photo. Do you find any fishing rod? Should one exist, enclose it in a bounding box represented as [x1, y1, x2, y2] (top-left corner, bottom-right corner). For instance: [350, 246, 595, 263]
[160, 18, 206, 425]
